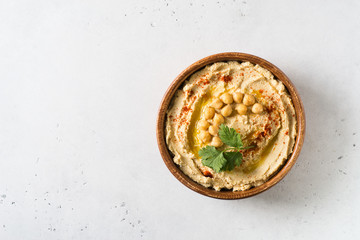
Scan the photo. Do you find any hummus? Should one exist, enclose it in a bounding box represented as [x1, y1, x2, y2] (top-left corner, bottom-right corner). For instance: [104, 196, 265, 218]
[165, 61, 297, 191]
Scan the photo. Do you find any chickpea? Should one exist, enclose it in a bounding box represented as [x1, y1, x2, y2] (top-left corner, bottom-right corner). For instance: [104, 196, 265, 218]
[208, 125, 219, 136]
[204, 107, 215, 119]
[233, 92, 244, 103]
[220, 93, 233, 104]
[243, 94, 255, 106]
[213, 113, 224, 125]
[198, 120, 210, 130]
[252, 103, 264, 114]
[211, 98, 224, 109]
[236, 104, 247, 115]
[199, 131, 212, 143]
[221, 105, 232, 117]
[211, 136, 223, 147]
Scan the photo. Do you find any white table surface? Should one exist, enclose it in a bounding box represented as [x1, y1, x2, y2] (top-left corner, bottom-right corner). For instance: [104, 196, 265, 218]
[1, 0, 359, 239]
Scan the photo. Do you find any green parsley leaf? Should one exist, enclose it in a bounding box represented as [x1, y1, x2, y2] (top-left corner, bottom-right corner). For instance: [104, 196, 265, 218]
[199, 146, 227, 173]
[198, 145, 219, 160]
[222, 151, 242, 171]
[218, 124, 243, 148]
[198, 125, 253, 173]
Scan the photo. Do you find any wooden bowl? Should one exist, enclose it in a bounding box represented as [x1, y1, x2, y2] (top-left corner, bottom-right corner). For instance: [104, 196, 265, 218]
[156, 52, 305, 199]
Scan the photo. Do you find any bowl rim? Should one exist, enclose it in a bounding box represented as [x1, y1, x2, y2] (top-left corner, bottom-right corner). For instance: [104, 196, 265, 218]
[156, 52, 305, 199]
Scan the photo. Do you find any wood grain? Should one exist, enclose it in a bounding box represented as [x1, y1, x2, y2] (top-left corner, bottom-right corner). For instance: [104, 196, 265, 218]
[156, 52, 306, 199]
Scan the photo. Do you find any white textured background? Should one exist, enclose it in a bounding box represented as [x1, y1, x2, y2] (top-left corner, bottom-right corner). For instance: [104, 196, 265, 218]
[0, 0, 359, 239]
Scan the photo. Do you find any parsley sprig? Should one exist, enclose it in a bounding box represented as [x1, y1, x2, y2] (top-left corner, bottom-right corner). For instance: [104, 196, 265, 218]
[198, 124, 253, 173]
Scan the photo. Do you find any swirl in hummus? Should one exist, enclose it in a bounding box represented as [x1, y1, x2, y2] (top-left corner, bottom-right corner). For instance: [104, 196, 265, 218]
[165, 61, 297, 191]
